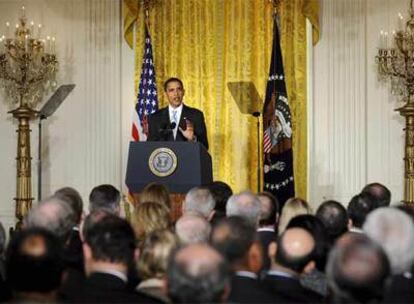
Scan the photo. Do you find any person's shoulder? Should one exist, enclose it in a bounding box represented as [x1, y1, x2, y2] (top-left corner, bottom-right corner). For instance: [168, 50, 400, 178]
[149, 107, 167, 118]
[183, 104, 204, 115]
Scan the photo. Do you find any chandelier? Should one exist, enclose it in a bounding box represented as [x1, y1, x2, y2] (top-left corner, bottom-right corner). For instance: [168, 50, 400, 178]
[375, 0, 414, 204]
[0, 6, 59, 229]
[0, 6, 58, 108]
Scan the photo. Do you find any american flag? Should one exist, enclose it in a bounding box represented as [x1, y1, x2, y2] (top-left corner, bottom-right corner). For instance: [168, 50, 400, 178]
[262, 17, 295, 209]
[132, 26, 158, 142]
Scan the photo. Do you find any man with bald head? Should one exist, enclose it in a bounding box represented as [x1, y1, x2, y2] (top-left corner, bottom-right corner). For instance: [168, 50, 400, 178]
[264, 228, 323, 303]
[326, 233, 390, 303]
[175, 214, 211, 244]
[167, 243, 229, 303]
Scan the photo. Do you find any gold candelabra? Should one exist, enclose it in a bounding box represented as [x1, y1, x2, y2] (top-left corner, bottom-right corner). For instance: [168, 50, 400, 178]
[0, 6, 58, 228]
[376, 0, 414, 204]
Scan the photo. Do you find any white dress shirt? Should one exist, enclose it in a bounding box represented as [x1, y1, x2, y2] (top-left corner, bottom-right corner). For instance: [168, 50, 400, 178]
[169, 104, 183, 139]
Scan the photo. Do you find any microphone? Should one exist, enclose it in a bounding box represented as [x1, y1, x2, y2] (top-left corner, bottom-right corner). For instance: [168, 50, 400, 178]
[158, 122, 177, 134]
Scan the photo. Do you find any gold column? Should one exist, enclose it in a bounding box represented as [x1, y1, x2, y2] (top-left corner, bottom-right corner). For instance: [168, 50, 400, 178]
[9, 104, 37, 229]
[398, 101, 414, 204]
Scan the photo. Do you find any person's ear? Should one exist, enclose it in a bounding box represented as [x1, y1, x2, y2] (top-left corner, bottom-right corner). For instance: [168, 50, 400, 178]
[303, 260, 315, 275]
[221, 281, 231, 303]
[247, 242, 263, 274]
[134, 248, 140, 263]
[348, 219, 353, 229]
[162, 278, 169, 297]
[207, 210, 216, 222]
[268, 241, 277, 260]
[83, 243, 92, 261]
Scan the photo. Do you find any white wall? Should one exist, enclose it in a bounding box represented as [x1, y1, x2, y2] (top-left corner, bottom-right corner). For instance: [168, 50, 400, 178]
[309, 0, 407, 207]
[0, 0, 135, 231]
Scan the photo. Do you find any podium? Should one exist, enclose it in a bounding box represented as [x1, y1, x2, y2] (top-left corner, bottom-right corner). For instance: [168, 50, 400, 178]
[125, 141, 213, 219]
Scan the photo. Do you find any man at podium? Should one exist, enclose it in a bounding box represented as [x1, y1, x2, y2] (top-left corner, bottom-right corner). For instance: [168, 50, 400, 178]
[148, 78, 209, 150]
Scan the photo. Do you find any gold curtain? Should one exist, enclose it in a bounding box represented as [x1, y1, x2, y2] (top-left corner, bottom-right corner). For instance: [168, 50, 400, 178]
[124, 0, 319, 198]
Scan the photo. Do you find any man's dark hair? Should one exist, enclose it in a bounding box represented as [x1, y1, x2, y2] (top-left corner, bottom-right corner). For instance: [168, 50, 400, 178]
[6, 228, 64, 293]
[164, 77, 184, 91]
[287, 215, 329, 271]
[275, 229, 315, 273]
[327, 234, 390, 303]
[89, 184, 121, 213]
[211, 216, 256, 264]
[167, 245, 229, 303]
[55, 187, 83, 224]
[208, 181, 233, 214]
[316, 200, 348, 242]
[348, 193, 375, 228]
[84, 214, 135, 265]
[258, 191, 279, 227]
[361, 183, 391, 208]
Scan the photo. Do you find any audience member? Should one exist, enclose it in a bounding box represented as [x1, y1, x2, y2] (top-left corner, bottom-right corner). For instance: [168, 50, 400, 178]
[182, 186, 215, 220]
[326, 233, 390, 303]
[6, 228, 64, 303]
[132, 201, 171, 241]
[55, 187, 84, 225]
[175, 214, 211, 244]
[264, 227, 323, 303]
[347, 192, 375, 233]
[208, 181, 233, 224]
[257, 191, 279, 271]
[363, 207, 414, 275]
[364, 208, 414, 303]
[316, 200, 348, 245]
[361, 182, 391, 208]
[167, 243, 229, 303]
[286, 215, 329, 296]
[76, 215, 160, 303]
[278, 197, 312, 234]
[25, 196, 77, 243]
[138, 182, 171, 209]
[55, 187, 84, 271]
[226, 191, 261, 227]
[211, 216, 274, 303]
[89, 184, 121, 215]
[136, 229, 178, 303]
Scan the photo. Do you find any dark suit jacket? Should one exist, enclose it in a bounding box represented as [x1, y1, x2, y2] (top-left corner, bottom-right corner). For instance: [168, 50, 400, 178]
[227, 274, 275, 303]
[383, 273, 414, 303]
[73, 272, 162, 303]
[257, 229, 277, 272]
[263, 273, 323, 303]
[148, 104, 208, 150]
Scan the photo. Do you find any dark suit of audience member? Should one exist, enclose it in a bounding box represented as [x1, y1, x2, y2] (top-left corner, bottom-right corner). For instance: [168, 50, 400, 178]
[384, 272, 414, 303]
[211, 217, 274, 303]
[263, 228, 323, 303]
[257, 192, 279, 272]
[228, 272, 274, 303]
[147, 78, 208, 150]
[79, 272, 158, 303]
[73, 215, 161, 303]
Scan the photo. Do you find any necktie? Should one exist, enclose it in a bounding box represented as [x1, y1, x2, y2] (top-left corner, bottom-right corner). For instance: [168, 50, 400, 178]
[172, 110, 178, 138]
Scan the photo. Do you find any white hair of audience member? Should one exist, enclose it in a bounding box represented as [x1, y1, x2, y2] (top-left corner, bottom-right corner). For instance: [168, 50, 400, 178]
[175, 214, 211, 245]
[226, 191, 261, 227]
[24, 195, 77, 242]
[183, 187, 215, 219]
[363, 207, 414, 275]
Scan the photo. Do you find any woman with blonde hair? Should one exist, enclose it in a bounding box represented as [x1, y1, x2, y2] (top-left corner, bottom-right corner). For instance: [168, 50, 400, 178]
[138, 182, 171, 209]
[132, 201, 171, 241]
[278, 197, 312, 234]
[136, 229, 178, 303]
